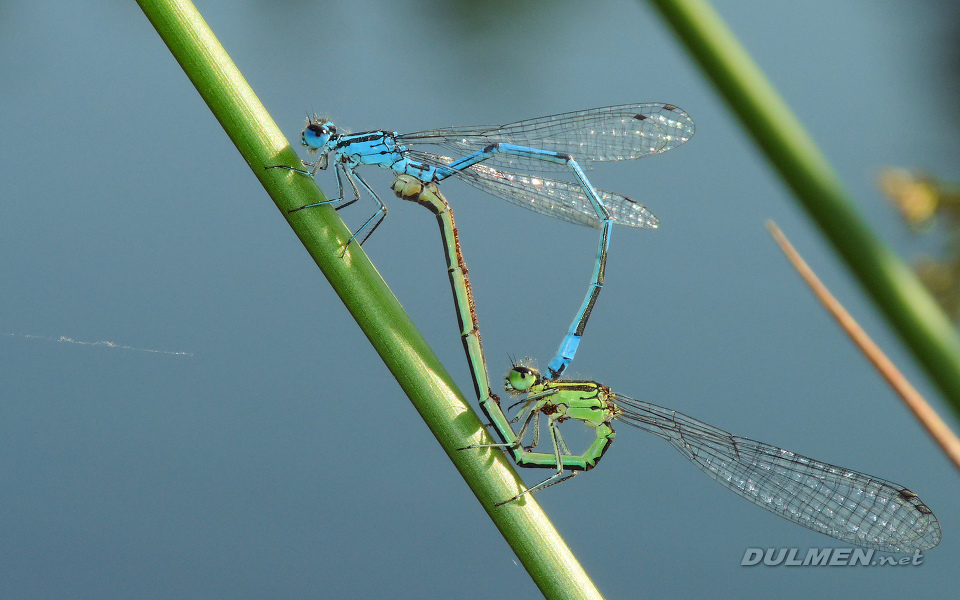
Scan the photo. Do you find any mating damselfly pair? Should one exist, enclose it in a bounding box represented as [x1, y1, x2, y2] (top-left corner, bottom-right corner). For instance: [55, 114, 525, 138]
[273, 106, 940, 553]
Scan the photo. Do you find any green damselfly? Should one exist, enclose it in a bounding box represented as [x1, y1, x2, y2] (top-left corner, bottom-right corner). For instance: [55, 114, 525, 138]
[392, 175, 940, 553]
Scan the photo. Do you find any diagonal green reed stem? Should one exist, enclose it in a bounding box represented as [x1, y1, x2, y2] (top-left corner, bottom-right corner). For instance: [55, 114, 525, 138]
[649, 0, 960, 420]
[136, 0, 603, 598]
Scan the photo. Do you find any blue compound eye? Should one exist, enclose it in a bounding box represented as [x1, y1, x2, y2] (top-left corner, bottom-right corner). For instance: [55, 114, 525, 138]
[302, 121, 336, 149]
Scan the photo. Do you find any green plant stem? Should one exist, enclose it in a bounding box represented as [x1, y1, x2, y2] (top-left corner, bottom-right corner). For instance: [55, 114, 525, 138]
[136, 1, 603, 598]
[649, 0, 960, 420]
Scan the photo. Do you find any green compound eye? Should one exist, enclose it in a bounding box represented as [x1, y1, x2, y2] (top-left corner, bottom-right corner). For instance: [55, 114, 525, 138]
[506, 366, 539, 392]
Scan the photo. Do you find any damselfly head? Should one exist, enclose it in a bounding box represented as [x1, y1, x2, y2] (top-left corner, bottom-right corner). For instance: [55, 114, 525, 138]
[504, 359, 541, 394]
[301, 118, 337, 157]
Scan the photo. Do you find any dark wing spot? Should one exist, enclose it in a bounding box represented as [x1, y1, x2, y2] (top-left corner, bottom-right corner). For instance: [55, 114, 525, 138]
[898, 488, 918, 500]
[662, 104, 678, 111]
[633, 114, 648, 121]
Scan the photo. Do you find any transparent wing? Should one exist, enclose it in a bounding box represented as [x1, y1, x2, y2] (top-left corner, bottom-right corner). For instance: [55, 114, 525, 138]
[397, 103, 694, 173]
[405, 150, 659, 229]
[613, 393, 941, 552]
